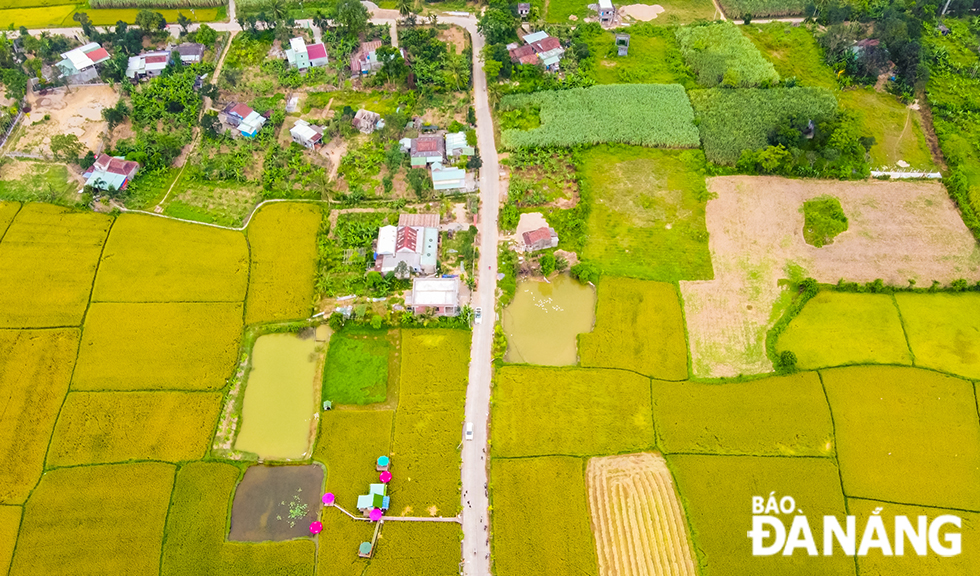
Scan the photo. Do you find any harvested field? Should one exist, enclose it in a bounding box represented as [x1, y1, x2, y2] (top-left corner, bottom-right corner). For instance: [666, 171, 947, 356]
[47, 391, 223, 466]
[579, 278, 688, 380]
[313, 410, 394, 511]
[390, 330, 469, 516]
[0, 328, 79, 504]
[822, 365, 980, 511]
[363, 523, 462, 576]
[493, 366, 654, 457]
[72, 302, 242, 391]
[669, 454, 855, 576]
[13, 85, 118, 156]
[245, 202, 321, 324]
[161, 461, 316, 576]
[681, 176, 980, 378]
[895, 292, 980, 379]
[10, 462, 176, 576]
[0, 506, 21, 575]
[93, 213, 249, 302]
[849, 498, 980, 575]
[587, 453, 696, 576]
[0, 203, 112, 328]
[652, 372, 835, 456]
[776, 292, 913, 369]
[492, 456, 598, 576]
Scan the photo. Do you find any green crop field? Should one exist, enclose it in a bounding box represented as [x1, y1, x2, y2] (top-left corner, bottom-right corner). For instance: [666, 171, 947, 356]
[586, 25, 697, 88]
[363, 523, 462, 576]
[652, 373, 835, 456]
[849, 498, 980, 575]
[499, 84, 700, 149]
[245, 203, 321, 325]
[493, 366, 654, 457]
[740, 23, 836, 89]
[578, 146, 713, 280]
[47, 391, 223, 466]
[322, 328, 392, 405]
[390, 329, 469, 516]
[10, 462, 176, 575]
[776, 292, 913, 369]
[0, 5, 221, 30]
[0, 329, 79, 505]
[93, 213, 248, 303]
[579, 278, 688, 379]
[690, 87, 838, 164]
[492, 456, 597, 576]
[0, 203, 112, 328]
[676, 22, 779, 88]
[669, 454, 855, 576]
[895, 292, 980, 379]
[718, 0, 806, 18]
[0, 506, 20, 575]
[313, 410, 394, 509]
[822, 365, 980, 511]
[71, 302, 242, 391]
[161, 461, 316, 576]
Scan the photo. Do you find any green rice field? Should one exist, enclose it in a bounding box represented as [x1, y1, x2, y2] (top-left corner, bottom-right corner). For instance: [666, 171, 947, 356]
[0, 5, 222, 29]
[321, 328, 393, 405]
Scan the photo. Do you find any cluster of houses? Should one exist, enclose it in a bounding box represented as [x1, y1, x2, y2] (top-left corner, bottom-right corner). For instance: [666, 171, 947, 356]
[49, 41, 206, 84]
[507, 31, 565, 72]
[125, 43, 205, 81]
[399, 131, 476, 193]
[53, 42, 110, 83]
[219, 102, 268, 138]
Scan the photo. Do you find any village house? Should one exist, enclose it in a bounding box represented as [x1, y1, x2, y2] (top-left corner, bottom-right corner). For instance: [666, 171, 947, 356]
[175, 43, 205, 64]
[431, 163, 467, 192]
[598, 0, 616, 24]
[518, 2, 531, 17]
[523, 226, 559, 252]
[220, 102, 267, 138]
[125, 50, 170, 81]
[408, 136, 446, 167]
[375, 222, 439, 276]
[509, 31, 564, 71]
[352, 109, 383, 134]
[84, 154, 139, 191]
[407, 277, 461, 316]
[351, 40, 382, 75]
[445, 132, 475, 158]
[286, 37, 329, 70]
[56, 42, 110, 81]
[290, 119, 324, 149]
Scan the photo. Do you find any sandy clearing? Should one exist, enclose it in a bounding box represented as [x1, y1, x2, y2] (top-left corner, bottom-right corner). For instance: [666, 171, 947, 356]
[18, 85, 118, 156]
[682, 176, 980, 378]
[619, 4, 666, 20]
[587, 453, 697, 576]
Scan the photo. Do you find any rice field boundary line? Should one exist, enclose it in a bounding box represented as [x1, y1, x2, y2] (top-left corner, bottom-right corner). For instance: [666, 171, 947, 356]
[120, 198, 326, 231]
[842, 496, 980, 516]
[890, 293, 917, 366]
[326, 503, 462, 523]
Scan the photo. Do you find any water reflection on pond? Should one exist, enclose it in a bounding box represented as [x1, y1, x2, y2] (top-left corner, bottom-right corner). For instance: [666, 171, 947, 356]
[502, 274, 596, 366]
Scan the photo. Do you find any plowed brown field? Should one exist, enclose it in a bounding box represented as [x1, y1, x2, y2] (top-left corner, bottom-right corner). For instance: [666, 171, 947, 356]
[587, 453, 697, 576]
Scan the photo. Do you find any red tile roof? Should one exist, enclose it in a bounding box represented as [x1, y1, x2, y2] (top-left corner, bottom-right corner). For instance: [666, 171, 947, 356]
[230, 103, 253, 118]
[532, 37, 561, 53]
[396, 226, 419, 252]
[307, 42, 327, 61]
[145, 54, 169, 64]
[523, 227, 554, 247]
[509, 44, 536, 64]
[93, 153, 139, 178]
[415, 137, 440, 152]
[84, 47, 110, 63]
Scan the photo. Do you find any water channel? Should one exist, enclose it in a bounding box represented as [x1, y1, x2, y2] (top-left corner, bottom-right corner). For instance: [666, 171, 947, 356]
[502, 274, 596, 366]
[235, 332, 320, 460]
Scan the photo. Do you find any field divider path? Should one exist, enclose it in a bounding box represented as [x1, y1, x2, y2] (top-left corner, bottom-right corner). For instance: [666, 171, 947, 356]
[327, 504, 461, 523]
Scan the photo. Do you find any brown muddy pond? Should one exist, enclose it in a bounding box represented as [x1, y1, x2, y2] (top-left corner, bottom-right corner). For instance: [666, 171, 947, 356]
[502, 274, 596, 366]
[229, 464, 324, 542]
[235, 332, 320, 460]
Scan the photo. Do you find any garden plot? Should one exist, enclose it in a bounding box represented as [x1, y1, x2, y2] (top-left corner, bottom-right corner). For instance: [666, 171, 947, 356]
[587, 453, 696, 576]
[682, 176, 980, 378]
[12, 85, 118, 156]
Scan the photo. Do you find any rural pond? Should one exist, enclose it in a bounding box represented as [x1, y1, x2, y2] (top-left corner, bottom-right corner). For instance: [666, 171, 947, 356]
[235, 332, 321, 460]
[229, 464, 324, 542]
[502, 274, 596, 366]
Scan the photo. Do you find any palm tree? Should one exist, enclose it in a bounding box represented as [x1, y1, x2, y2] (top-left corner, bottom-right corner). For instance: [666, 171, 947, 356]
[397, 0, 414, 18]
[267, 0, 288, 24]
[443, 47, 468, 92]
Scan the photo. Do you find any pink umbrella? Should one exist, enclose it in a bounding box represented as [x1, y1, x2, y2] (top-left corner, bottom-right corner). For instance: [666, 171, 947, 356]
[369, 508, 383, 522]
[309, 521, 323, 535]
[322, 493, 335, 506]
[379, 471, 392, 483]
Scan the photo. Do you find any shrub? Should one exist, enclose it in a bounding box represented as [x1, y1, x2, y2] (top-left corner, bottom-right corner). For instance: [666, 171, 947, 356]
[779, 350, 798, 371]
[570, 261, 600, 284]
[802, 196, 848, 247]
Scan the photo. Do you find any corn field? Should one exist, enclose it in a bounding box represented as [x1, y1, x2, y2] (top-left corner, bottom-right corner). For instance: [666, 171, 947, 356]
[719, 0, 808, 18]
[500, 84, 701, 149]
[676, 22, 780, 88]
[89, 0, 225, 9]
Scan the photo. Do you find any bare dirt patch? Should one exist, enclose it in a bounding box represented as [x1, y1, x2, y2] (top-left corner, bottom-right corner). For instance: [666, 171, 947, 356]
[438, 25, 467, 53]
[17, 85, 118, 156]
[319, 136, 348, 180]
[682, 176, 980, 378]
[619, 4, 666, 20]
[587, 452, 697, 576]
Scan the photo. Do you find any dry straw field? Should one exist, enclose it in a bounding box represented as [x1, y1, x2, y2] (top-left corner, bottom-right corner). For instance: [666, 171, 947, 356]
[587, 453, 696, 576]
[682, 176, 980, 378]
